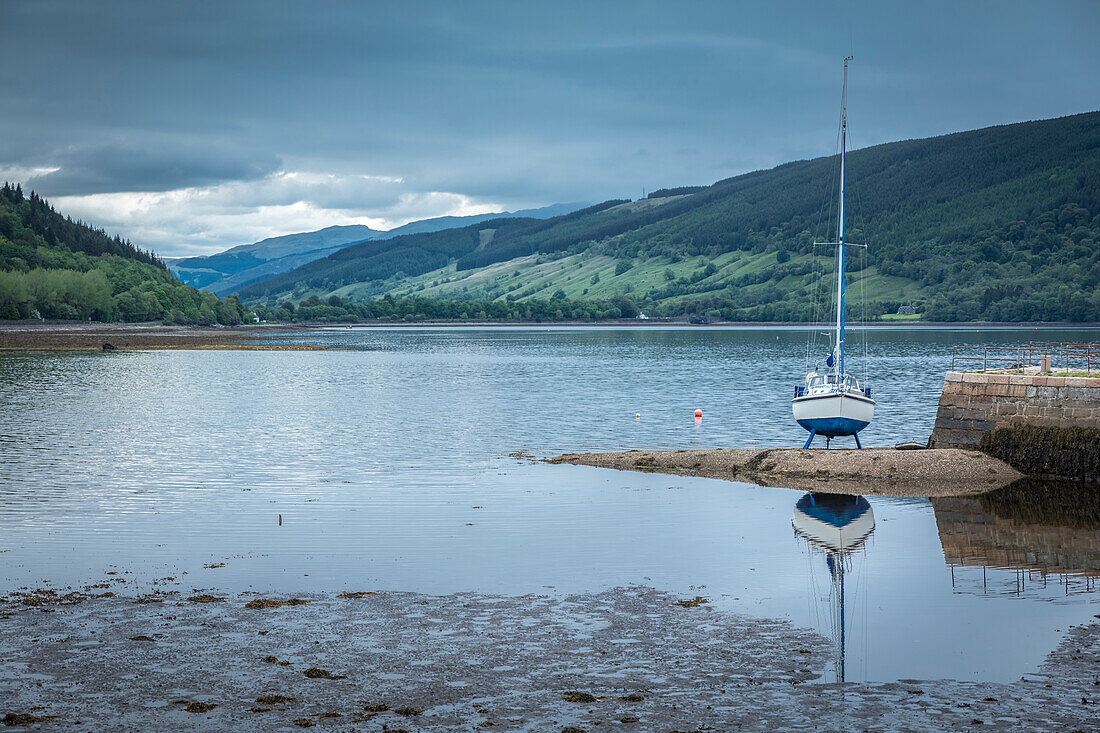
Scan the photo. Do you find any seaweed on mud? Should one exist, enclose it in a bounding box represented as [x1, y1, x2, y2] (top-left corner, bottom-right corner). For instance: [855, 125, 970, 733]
[129, 635, 155, 642]
[132, 595, 164, 604]
[246, 598, 311, 609]
[618, 694, 645, 702]
[12, 589, 90, 607]
[477, 722, 495, 728]
[562, 691, 599, 703]
[3, 713, 59, 725]
[394, 706, 423, 716]
[620, 716, 640, 723]
[187, 594, 225, 603]
[302, 668, 346, 680]
[256, 695, 297, 705]
[249, 707, 272, 713]
[182, 702, 216, 713]
[338, 591, 376, 599]
[673, 596, 708, 608]
[261, 656, 291, 666]
[204, 563, 226, 569]
[561, 728, 587, 733]
[363, 703, 389, 713]
[294, 719, 315, 727]
[318, 712, 342, 718]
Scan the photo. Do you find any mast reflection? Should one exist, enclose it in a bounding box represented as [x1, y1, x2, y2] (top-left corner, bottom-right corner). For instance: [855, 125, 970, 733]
[792, 492, 875, 683]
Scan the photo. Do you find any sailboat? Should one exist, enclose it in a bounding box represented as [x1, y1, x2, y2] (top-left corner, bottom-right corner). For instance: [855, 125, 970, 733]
[792, 492, 876, 683]
[792, 57, 876, 449]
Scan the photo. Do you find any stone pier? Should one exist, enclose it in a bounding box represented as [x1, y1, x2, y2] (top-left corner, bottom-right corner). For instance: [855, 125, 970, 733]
[930, 370, 1100, 480]
[930, 371, 1100, 448]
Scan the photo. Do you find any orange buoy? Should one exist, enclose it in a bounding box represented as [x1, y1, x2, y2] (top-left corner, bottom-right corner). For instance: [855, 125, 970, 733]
[694, 409, 702, 418]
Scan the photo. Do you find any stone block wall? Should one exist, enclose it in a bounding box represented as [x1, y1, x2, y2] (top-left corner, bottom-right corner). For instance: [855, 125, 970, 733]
[930, 372, 1100, 448]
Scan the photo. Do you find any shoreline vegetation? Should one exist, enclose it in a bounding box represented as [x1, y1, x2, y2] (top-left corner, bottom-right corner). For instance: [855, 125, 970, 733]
[2, 320, 1099, 352]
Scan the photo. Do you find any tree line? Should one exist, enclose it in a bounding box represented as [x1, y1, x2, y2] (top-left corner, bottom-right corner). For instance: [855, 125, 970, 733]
[0, 184, 251, 324]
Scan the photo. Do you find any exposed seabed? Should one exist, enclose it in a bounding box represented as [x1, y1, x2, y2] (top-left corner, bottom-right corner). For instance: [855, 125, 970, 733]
[1, 588, 1097, 731]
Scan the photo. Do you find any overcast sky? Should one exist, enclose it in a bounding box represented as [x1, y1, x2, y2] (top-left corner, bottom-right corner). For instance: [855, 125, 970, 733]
[0, 1, 1096, 256]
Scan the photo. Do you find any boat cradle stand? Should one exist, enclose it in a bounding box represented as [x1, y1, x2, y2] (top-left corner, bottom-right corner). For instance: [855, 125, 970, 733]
[802, 430, 862, 450]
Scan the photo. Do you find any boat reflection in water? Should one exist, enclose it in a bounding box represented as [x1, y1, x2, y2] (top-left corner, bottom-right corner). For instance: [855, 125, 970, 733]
[792, 492, 875, 683]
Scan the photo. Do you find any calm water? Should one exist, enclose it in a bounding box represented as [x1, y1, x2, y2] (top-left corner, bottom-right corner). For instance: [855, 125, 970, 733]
[1, 325, 1098, 683]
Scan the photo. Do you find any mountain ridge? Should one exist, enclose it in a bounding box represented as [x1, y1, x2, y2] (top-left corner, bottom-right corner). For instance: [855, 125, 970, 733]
[238, 110, 1100, 323]
[170, 203, 586, 295]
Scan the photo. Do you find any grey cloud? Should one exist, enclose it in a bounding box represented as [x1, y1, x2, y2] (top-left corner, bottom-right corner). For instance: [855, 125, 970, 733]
[25, 142, 281, 196]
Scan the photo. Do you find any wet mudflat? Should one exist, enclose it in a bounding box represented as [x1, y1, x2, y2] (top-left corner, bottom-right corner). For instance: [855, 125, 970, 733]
[2, 588, 1098, 732]
[0, 323, 313, 350]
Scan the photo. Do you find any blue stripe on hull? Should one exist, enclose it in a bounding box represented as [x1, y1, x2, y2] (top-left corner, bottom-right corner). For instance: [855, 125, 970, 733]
[797, 416, 869, 437]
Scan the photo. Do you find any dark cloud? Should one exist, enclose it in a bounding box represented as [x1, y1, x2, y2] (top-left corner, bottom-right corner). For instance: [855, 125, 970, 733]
[24, 142, 281, 196]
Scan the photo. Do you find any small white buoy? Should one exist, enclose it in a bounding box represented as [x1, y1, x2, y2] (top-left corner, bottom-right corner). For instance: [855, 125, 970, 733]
[635, 413, 641, 419]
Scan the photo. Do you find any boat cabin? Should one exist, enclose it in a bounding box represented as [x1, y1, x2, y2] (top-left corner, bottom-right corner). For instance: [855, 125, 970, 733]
[794, 372, 871, 399]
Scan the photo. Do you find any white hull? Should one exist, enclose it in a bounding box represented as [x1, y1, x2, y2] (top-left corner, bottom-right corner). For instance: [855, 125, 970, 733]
[792, 391, 875, 436]
[792, 503, 876, 553]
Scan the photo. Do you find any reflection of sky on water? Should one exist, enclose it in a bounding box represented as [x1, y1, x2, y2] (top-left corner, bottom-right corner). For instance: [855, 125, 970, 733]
[1, 327, 1098, 683]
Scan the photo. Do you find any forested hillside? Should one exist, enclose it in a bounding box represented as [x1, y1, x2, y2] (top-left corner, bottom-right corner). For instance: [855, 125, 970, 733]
[0, 184, 250, 324]
[241, 111, 1100, 322]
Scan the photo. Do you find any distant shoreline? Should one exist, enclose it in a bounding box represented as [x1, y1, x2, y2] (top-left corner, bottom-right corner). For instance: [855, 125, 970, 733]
[297, 319, 1100, 328]
[1, 319, 1098, 351]
[0, 323, 314, 351]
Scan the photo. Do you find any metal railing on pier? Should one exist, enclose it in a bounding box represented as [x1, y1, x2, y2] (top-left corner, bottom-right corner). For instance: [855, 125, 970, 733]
[950, 342, 1100, 373]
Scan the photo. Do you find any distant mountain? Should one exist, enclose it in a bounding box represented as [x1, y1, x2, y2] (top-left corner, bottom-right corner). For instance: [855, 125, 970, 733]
[238, 111, 1100, 323]
[169, 225, 384, 295]
[381, 203, 583, 238]
[170, 203, 586, 296]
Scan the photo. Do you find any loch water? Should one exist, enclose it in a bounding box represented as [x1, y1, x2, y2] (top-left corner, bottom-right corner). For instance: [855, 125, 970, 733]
[1, 325, 1098, 683]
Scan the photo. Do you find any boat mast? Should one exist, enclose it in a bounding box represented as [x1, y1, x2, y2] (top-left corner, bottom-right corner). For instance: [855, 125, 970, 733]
[835, 56, 851, 378]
